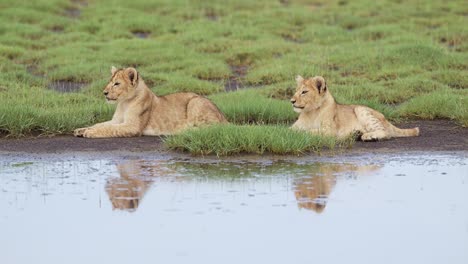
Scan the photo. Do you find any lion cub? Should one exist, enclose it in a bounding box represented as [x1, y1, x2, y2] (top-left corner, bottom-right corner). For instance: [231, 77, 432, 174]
[290, 75, 419, 141]
[74, 67, 227, 138]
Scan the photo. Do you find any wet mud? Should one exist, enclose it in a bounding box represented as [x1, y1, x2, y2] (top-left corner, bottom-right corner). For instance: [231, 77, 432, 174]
[352, 120, 468, 152]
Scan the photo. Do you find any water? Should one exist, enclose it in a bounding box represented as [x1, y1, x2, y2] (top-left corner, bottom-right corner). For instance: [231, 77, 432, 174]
[0, 152, 467, 264]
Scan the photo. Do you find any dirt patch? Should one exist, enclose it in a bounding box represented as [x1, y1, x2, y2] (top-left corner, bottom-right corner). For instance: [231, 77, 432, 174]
[26, 65, 43, 78]
[50, 25, 65, 33]
[338, 0, 348, 6]
[279, 0, 290, 6]
[71, 0, 88, 6]
[308, 3, 323, 11]
[65, 0, 88, 18]
[0, 120, 466, 154]
[65, 7, 81, 18]
[205, 9, 219, 21]
[282, 34, 305, 43]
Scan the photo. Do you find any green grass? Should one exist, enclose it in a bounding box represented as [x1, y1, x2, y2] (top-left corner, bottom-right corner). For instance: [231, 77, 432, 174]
[164, 124, 351, 156]
[0, 82, 113, 136]
[398, 89, 468, 126]
[210, 90, 297, 124]
[0, 0, 467, 154]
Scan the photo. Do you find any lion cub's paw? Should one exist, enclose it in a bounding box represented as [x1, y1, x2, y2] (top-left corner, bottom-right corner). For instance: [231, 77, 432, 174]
[361, 134, 378, 141]
[74, 127, 88, 137]
[82, 128, 101, 138]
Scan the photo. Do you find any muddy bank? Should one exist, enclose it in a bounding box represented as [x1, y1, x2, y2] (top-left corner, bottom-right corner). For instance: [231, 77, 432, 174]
[0, 120, 466, 154]
[0, 135, 165, 154]
[352, 120, 467, 152]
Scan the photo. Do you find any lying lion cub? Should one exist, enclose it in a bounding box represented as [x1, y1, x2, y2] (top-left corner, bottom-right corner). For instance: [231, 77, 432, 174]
[290, 75, 419, 141]
[74, 67, 227, 138]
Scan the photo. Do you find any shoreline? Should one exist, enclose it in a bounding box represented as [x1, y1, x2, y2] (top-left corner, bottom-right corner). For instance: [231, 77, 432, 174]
[0, 120, 466, 156]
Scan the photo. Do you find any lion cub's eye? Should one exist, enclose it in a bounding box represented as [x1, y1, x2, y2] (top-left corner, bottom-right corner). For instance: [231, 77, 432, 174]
[301, 90, 309, 95]
[114, 82, 120, 86]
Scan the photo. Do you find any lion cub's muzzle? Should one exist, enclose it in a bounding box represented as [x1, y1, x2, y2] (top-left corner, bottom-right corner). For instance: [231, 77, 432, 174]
[103, 90, 118, 102]
[290, 99, 304, 110]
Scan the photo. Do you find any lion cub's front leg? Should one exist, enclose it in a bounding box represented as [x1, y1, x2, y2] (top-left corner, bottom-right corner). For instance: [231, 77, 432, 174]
[82, 123, 141, 138]
[74, 121, 116, 137]
[74, 127, 89, 137]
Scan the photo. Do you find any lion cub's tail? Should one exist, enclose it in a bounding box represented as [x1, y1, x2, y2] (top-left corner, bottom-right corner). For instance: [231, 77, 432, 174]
[390, 126, 420, 138]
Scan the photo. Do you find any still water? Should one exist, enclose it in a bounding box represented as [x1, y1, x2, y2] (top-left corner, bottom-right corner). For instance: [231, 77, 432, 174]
[0, 152, 467, 264]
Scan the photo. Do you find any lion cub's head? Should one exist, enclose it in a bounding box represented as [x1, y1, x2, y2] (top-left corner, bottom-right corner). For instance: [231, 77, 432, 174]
[103, 66, 139, 104]
[290, 75, 328, 113]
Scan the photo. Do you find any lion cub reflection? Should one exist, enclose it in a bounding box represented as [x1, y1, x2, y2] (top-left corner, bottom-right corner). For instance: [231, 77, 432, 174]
[293, 164, 380, 213]
[106, 161, 170, 211]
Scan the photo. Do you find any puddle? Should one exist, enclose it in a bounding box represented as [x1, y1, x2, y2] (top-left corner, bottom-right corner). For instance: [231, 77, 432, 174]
[131, 30, 150, 39]
[50, 25, 64, 33]
[48, 80, 87, 93]
[308, 3, 323, 10]
[205, 9, 219, 21]
[225, 65, 248, 92]
[0, 153, 467, 263]
[64, 0, 87, 19]
[64, 7, 81, 18]
[279, 0, 290, 6]
[71, 0, 88, 6]
[26, 65, 87, 93]
[282, 35, 305, 43]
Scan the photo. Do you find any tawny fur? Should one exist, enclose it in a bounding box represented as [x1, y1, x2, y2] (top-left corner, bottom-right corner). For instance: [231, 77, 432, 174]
[290, 75, 419, 141]
[74, 67, 227, 138]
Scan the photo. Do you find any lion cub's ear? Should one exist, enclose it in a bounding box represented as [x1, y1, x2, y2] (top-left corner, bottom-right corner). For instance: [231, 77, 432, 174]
[124, 67, 139, 86]
[111, 66, 118, 75]
[313, 76, 327, 93]
[296, 75, 304, 85]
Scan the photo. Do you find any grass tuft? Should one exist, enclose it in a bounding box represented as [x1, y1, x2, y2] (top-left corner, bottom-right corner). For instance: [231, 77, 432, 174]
[164, 124, 352, 156]
[398, 89, 468, 126]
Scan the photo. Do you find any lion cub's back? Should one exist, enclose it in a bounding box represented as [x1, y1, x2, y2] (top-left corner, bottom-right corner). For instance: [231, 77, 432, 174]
[159, 92, 227, 123]
[160, 92, 200, 108]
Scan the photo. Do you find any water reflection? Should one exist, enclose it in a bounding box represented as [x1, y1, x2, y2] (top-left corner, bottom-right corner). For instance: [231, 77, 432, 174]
[1, 154, 466, 264]
[294, 173, 336, 213]
[105, 160, 174, 211]
[293, 164, 380, 213]
[105, 159, 381, 213]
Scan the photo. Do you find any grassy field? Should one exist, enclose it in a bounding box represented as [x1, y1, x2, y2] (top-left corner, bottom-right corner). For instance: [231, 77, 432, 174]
[0, 0, 466, 153]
